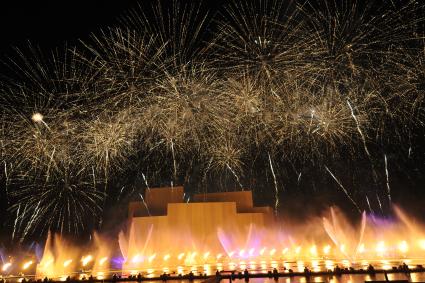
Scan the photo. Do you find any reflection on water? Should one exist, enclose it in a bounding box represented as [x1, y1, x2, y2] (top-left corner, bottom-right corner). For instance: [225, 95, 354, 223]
[233, 272, 425, 283]
[102, 259, 425, 283]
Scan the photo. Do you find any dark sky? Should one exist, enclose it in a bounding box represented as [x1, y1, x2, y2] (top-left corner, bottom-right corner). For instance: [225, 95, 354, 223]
[0, 1, 141, 52]
[0, 0, 228, 54]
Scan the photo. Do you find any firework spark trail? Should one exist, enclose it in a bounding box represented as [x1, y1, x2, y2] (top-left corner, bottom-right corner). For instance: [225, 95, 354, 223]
[118, 186, 125, 201]
[376, 192, 383, 213]
[170, 139, 177, 182]
[45, 147, 56, 183]
[11, 204, 21, 241]
[226, 163, 243, 190]
[346, 100, 384, 212]
[325, 165, 361, 213]
[346, 100, 371, 160]
[3, 162, 9, 204]
[268, 152, 279, 215]
[384, 154, 391, 204]
[139, 193, 151, 216]
[22, 199, 43, 240]
[141, 172, 150, 191]
[3, 162, 8, 184]
[365, 195, 374, 214]
[91, 166, 97, 190]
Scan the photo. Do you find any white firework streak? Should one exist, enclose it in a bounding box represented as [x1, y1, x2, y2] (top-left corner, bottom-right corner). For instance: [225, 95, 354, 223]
[268, 152, 279, 215]
[346, 100, 383, 212]
[325, 165, 361, 213]
[384, 154, 391, 204]
[12, 203, 21, 241]
[142, 172, 150, 191]
[226, 163, 243, 190]
[366, 195, 374, 214]
[170, 139, 177, 181]
[139, 193, 151, 216]
[376, 192, 383, 212]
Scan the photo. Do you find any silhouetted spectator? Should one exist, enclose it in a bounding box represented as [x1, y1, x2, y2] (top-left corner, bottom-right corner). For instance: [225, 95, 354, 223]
[402, 262, 410, 272]
[188, 271, 194, 281]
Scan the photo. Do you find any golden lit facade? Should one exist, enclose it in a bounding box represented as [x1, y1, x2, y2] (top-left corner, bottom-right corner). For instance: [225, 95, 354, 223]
[122, 187, 274, 270]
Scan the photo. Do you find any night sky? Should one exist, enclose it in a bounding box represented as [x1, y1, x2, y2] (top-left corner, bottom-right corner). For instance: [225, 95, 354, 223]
[0, 1, 140, 52]
[0, 1, 231, 52]
[0, 0, 424, 245]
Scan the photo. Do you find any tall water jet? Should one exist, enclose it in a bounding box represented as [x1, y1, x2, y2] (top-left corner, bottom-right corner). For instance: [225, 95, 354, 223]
[323, 207, 367, 260]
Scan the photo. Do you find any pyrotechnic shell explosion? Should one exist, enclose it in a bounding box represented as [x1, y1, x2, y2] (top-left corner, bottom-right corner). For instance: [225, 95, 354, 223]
[0, 0, 424, 239]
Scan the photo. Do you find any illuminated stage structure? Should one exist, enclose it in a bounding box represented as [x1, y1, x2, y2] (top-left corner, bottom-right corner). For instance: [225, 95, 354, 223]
[32, 186, 425, 280]
[120, 187, 274, 270]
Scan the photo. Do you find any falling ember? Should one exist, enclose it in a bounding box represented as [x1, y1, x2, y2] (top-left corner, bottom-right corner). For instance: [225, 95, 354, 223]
[163, 254, 170, 261]
[177, 253, 185, 260]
